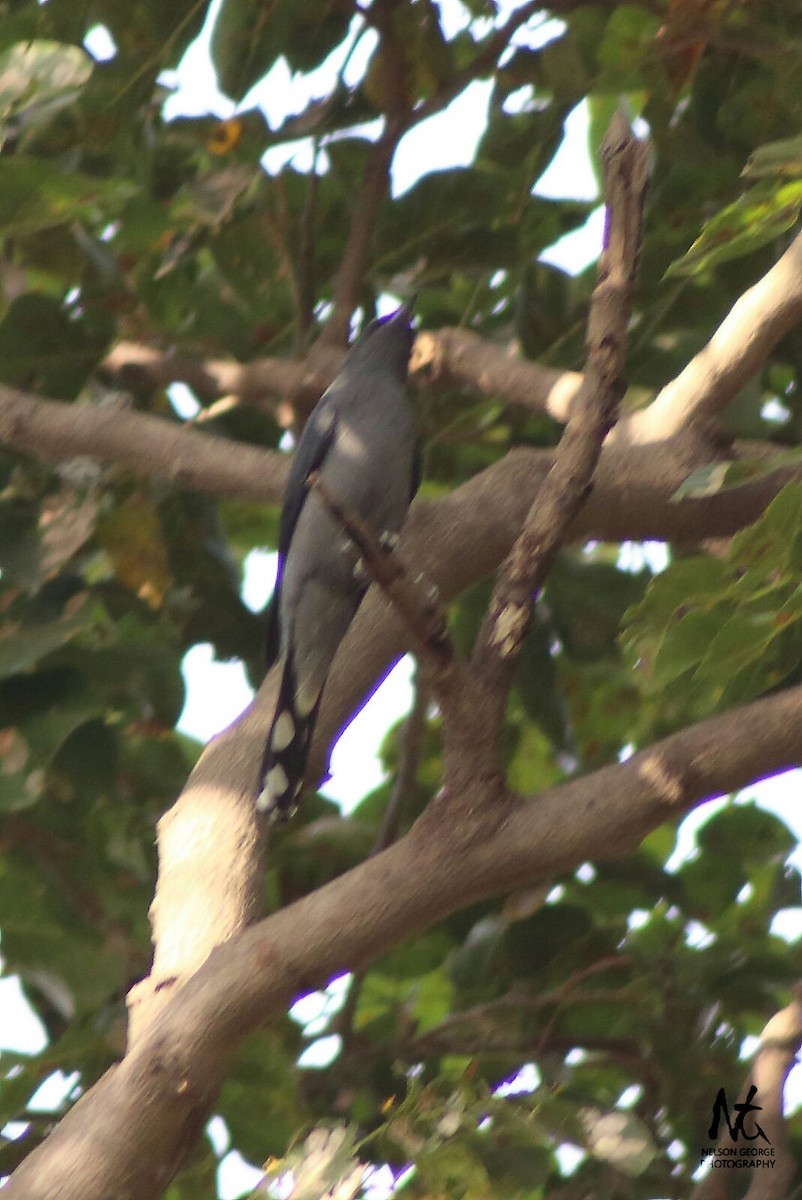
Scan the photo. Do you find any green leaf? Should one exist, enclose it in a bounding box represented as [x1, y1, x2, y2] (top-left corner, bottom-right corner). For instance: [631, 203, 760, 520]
[696, 804, 796, 863]
[0, 857, 126, 1012]
[502, 904, 596, 979]
[0, 594, 93, 680]
[211, 0, 350, 100]
[219, 1028, 303, 1161]
[666, 179, 802, 279]
[0, 158, 137, 237]
[742, 135, 802, 180]
[672, 452, 802, 500]
[0, 294, 113, 398]
[0, 40, 92, 135]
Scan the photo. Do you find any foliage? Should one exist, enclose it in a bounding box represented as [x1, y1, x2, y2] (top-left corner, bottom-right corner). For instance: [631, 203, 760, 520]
[1, 0, 802, 1197]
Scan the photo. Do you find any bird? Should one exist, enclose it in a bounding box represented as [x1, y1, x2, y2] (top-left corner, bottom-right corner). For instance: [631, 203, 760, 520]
[257, 301, 419, 820]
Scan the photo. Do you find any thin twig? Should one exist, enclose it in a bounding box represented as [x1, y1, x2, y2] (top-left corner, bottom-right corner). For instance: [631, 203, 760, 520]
[337, 674, 430, 1047]
[322, 0, 413, 346]
[374, 672, 430, 853]
[412, 1, 542, 125]
[307, 472, 455, 675]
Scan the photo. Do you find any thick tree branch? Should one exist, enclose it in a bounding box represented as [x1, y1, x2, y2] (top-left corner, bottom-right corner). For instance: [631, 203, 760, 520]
[629, 225, 802, 443]
[744, 989, 802, 1200]
[103, 327, 585, 420]
[1, 384, 798, 616]
[308, 432, 802, 787]
[8, 682, 802, 1200]
[0, 384, 289, 504]
[411, 325, 584, 422]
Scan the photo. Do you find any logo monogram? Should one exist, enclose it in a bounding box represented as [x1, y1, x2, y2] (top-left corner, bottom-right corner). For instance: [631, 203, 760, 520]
[708, 1085, 769, 1144]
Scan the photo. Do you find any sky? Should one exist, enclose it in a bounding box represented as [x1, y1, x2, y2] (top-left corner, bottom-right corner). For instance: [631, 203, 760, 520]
[2, 2, 801, 1197]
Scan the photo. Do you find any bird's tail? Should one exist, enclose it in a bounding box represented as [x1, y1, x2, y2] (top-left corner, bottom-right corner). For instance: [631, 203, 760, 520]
[257, 653, 321, 821]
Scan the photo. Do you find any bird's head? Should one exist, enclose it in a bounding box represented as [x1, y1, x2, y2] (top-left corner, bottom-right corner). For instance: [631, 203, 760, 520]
[346, 299, 415, 382]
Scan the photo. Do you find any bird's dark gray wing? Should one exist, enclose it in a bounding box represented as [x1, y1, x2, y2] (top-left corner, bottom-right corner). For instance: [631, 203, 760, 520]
[265, 401, 337, 670]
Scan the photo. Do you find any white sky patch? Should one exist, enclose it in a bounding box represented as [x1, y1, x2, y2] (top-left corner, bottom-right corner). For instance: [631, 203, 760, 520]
[0, 974, 47, 1052]
[217, 1149, 265, 1199]
[685, 920, 715, 950]
[540, 204, 605, 275]
[242, 548, 277, 613]
[261, 135, 329, 176]
[178, 644, 255, 740]
[618, 540, 669, 574]
[762, 397, 791, 423]
[248, 17, 376, 124]
[161, 0, 233, 121]
[392, 80, 493, 198]
[289, 973, 350, 1036]
[321, 656, 415, 811]
[495, 1062, 541, 1096]
[83, 24, 116, 63]
[535, 101, 598, 204]
[627, 909, 651, 931]
[618, 1084, 642, 1109]
[168, 381, 201, 420]
[207, 1114, 230, 1155]
[29, 1070, 79, 1111]
[555, 1143, 586, 1175]
[297, 1033, 342, 1069]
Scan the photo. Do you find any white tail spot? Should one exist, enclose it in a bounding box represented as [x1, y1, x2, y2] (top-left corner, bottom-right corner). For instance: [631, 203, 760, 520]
[266, 764, 288, 798]
[271, 711, 295, 751]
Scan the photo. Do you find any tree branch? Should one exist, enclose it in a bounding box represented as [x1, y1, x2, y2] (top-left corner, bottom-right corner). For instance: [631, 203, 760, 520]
[744, 988, 802, 1200]
[306, 432, 802, 789]
[373, 670, 429, 854]
[8, 682, 802, 1200]
[103, 326, 586, 422]
[410, 325, 584, 422]
[308, 472, 454, 677]
[322, 0, 416, 346]
[101, 211, 802, 440]
[2, 384, 800, 625]
[0, 384, 289, 504]
[412, 1, 542, 124]
[628, 225, 802, 443]
[473, 113, 649, 698]
[101, 339, 344, 413]
[323, 121, 406, 346]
